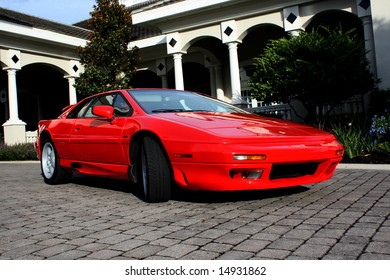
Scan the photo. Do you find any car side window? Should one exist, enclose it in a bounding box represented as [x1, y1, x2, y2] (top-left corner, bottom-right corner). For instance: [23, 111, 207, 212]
[113, 94, 132, 117]
[66, 98, 93, 119]
[83, 94, 115, 118]
[69, 93, 133, 119]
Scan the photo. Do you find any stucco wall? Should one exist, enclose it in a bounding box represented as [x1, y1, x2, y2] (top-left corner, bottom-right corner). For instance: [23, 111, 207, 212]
[371, 0, 390, 89]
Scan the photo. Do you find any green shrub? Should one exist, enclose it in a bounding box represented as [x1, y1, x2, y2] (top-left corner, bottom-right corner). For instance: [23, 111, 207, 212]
[0, 143, 38, 161]
[331, 121, 375, 159]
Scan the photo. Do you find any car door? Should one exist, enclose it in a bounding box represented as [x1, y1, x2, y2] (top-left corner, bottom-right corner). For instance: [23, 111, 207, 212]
[69, 93, 132, 165]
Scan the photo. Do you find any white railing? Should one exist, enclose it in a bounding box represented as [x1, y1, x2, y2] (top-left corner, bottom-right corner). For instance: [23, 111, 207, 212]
[316, 96, 364, 117]
[247, 95, 364, 122]
[249, 104, 292, 120]
[26, 130, 37, 144]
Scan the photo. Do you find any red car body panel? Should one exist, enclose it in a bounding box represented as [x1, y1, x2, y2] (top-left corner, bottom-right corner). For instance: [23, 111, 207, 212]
[36, 89, 343, 192]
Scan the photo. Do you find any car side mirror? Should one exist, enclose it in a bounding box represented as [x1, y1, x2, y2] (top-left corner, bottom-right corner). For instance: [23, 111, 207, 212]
[92, 105, 114, 120]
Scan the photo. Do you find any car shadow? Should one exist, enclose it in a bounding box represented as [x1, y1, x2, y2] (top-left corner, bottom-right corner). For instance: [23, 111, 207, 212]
[70, 174, 309, 203]
[172, 186, 309, 203]
[71, 175, 132, 193]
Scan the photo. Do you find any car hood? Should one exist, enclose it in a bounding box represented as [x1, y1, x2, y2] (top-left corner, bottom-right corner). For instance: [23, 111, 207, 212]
[155, 112, 332, 140]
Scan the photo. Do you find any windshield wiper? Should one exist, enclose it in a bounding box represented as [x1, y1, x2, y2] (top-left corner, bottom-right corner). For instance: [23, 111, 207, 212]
[151, 109, 185, 113]
[151, 109, 209, 113]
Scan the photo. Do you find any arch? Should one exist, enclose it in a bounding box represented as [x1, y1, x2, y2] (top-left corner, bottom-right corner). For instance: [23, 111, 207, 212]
[20, 52, 73, 76]
[190, 37, 226, 65]
[180, 25, 221, 53]
[305, 10, 364, 40]
[239, 23, 287, 63]
[131, 69, 162, 88]
[17, 63, 69, 130]
[237, 12, 284, 42]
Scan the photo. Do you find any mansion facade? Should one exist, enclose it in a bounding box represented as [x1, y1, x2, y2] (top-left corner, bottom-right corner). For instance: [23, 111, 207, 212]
[0, 0, 389, 144]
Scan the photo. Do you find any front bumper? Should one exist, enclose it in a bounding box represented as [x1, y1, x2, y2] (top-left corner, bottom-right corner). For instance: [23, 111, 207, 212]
[172, 156, 342, 191]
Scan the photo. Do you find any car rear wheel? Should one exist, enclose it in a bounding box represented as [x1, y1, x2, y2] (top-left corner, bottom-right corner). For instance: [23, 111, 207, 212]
[41, 140, 70, 185]
[139, 136, 172, 202]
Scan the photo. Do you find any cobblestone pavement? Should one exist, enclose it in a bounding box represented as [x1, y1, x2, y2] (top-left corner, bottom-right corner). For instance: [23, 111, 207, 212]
[0, 162, 389, 260]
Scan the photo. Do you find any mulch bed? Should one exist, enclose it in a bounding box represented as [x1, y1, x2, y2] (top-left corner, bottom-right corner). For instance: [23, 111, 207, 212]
[342, 152, 390, 164]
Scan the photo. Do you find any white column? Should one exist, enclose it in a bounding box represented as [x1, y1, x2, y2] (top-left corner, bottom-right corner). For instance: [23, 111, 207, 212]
[361, 16, 377, 78]
[173, 53, 184, 90]
[227, 42, 241, 103]
[2, 67, 26, 145]
[208, 65, 216, 98]
[65, 76, 77, 105]
[160, 75, 168, 88]
[288, 30, 302, 37]
[214, 65, 225, 101]
[5, 68, 20, 122]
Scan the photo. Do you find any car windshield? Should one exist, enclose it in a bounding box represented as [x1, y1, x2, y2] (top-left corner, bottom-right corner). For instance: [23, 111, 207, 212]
[127, 89, 249, 114]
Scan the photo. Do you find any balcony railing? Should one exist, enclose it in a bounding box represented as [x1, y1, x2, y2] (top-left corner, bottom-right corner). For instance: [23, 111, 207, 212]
[247, 95, 364, 122]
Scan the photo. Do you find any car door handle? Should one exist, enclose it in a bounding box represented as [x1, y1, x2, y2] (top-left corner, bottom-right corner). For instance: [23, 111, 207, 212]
[75, 127, 81, 131]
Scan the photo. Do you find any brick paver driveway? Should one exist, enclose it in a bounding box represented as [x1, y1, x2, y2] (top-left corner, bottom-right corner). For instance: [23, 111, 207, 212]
[0, 162, 389, 260]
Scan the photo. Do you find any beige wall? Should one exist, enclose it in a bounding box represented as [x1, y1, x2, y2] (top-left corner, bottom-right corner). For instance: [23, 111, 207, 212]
[371, 0, 390, 89]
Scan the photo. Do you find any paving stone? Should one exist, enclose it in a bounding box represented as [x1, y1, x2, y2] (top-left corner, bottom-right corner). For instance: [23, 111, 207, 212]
[136, 230, 169, 241]
[372, 231, 390, 242]
[215, 233, 250, 245]
[359, 253, 390, 260]
[84, 229, 122, 239]
[37, 238, 67, 246]
[314, 228, 346, 239]
[157, 244, 198, 258]
[48, 250, 90, 260]
[306, 237, 338, 246]
[78, 242, 110, 252]
[181, 250, 219, 260]
[365, 242, 390, 255]
[217, 250, 254, 260]
[268, 238, 305, 251]
[122, 245, 165, 259]
[88, 249, 122, 259]
[1, 244, 46, 259]
[233, 239, 270, 252]
[149, 238, 181, 247]
[254, 249, 291, 260]
[166, 229, 200, 240]
[201, 243, 233, 253]
[97, 234, 134, 245]
[35, 244, 76, 258]
[182, 237, 212, 246]
[328, 243, 366, 257]
[292, 244, 330, 259]
[197, 229, 230, 239]
[283, 229, 316, 240]
[109, 239, 148, 251]
[251, 232, 281, 241]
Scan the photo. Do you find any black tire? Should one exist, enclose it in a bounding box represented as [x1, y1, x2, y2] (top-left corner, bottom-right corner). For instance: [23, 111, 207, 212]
[139, 136, 172, 202]
[40, 140, 70, 185]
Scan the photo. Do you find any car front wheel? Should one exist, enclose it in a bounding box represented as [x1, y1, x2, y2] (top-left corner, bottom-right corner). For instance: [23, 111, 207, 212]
[139, 136, 172, 202]
[41, 140, 70, 185]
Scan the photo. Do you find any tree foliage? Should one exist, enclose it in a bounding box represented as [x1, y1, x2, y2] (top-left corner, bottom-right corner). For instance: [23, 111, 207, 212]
[75, 0, 140, 96]
[249, 27, 377, 123]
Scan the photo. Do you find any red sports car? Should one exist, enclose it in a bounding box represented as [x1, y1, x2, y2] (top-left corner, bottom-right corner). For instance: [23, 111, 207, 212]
[36, 89, 344, 202]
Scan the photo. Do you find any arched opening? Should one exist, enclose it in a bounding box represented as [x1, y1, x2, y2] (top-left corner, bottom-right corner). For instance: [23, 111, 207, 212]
[17, 63, 68, 131]
[167, 62, 211, 95]
[239, 24, 287, 63]
[239, 24, 287, 105]
[131, 69, 162, 88]
[306, 10, 364, 41]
